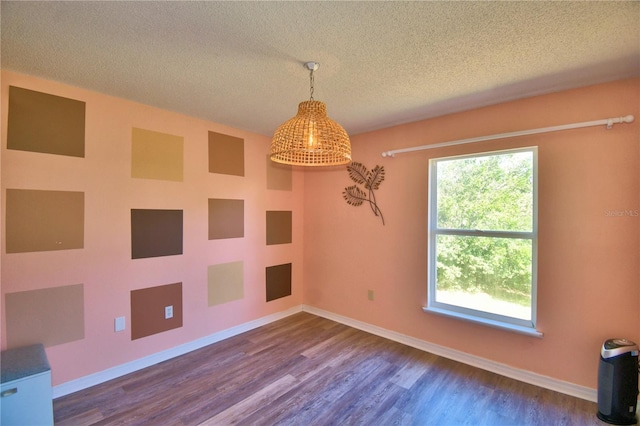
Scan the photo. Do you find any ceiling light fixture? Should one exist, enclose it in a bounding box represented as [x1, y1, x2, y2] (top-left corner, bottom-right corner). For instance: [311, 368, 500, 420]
[270, 62, 351, 166]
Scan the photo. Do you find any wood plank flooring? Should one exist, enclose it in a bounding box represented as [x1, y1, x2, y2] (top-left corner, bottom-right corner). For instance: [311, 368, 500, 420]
[54, 312, 606, 425]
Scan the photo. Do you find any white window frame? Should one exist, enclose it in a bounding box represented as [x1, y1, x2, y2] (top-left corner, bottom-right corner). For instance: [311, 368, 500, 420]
[424, 147, 541, 337]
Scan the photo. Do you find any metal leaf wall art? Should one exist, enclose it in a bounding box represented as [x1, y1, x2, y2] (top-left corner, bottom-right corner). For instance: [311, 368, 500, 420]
[343, 162, 385, 225]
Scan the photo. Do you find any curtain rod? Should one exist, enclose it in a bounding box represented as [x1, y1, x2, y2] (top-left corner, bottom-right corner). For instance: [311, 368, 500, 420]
[381, 114, 635, 158]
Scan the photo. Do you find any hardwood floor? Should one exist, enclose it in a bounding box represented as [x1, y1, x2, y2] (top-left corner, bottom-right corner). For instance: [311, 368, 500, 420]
[54, 312, 606, 425]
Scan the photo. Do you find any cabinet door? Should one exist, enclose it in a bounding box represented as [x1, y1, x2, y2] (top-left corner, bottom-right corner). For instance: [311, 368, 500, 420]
[1, 372, 53, 426]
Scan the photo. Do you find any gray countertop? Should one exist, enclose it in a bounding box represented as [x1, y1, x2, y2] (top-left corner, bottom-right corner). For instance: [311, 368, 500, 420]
[1, 344, 50, 383]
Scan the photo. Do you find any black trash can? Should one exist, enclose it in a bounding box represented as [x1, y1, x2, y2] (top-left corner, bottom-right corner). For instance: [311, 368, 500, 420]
[597, 338, 639, 425]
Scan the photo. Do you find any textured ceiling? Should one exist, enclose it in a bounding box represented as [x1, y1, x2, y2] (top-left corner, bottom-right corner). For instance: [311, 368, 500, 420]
[2, 1, 639, 136]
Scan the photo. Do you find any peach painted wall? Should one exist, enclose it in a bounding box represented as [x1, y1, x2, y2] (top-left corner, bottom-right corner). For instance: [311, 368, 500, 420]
[1, 70, 305, 386]
[303, 78, 640, 390]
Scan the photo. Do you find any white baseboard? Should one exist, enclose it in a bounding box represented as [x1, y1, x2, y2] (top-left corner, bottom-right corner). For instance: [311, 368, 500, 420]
[301, 304, 597, 402]
[54, 304, 597, 403]
[53, 306, 303, 398]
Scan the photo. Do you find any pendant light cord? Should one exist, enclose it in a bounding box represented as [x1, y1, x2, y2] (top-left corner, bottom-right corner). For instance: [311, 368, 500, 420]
[309, 67, 315, 101]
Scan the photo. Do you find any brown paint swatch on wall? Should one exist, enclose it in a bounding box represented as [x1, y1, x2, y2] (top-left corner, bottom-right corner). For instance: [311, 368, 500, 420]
[266, 263, 292, 302]
[131, 209, 183, 259]
[131, 127, 184, 182]
[5, 189, 84, 253]
[266, 157, 292, 191]
[208, 261, 244, 306]
[208, 199, 244, 240]
[208, 131, 244, 176]
[266, 211, 292, 245]
[7, 86, 85, 157]
[5, 284, 85, 349]
[131, 282, 182, 340]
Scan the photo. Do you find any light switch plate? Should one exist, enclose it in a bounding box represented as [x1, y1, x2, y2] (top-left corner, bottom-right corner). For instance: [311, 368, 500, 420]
[115, 316, 126, 332]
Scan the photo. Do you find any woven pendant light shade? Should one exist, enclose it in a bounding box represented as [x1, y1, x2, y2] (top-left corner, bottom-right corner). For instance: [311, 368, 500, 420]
[270, 100, 352, 166]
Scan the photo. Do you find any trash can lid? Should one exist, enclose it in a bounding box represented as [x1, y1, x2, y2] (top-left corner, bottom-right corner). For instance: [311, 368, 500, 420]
[601, 338, 639, 359]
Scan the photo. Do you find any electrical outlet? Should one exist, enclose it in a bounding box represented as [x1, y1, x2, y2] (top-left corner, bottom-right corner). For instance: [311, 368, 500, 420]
[115, 316, 126, 332]
[165, 305, 173, 319]
[368, 290, 374, 301]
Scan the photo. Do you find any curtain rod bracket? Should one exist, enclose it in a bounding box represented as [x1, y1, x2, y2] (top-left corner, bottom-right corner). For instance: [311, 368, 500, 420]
[607, 115, 635, 130]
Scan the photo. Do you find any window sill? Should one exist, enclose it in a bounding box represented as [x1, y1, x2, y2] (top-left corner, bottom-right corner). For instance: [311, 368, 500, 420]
[423, 306, 543, 338]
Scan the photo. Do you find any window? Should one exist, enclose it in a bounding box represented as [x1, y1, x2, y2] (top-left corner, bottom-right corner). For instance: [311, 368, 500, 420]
[426, 147, 539, 335]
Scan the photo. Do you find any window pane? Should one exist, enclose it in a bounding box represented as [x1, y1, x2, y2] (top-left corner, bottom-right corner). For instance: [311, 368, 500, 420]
[437, 152, 533, 232]
[435, 234, 532, 320]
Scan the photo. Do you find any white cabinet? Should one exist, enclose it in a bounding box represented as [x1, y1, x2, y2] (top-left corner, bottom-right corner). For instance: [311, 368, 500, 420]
[1, 344, 53, 426]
